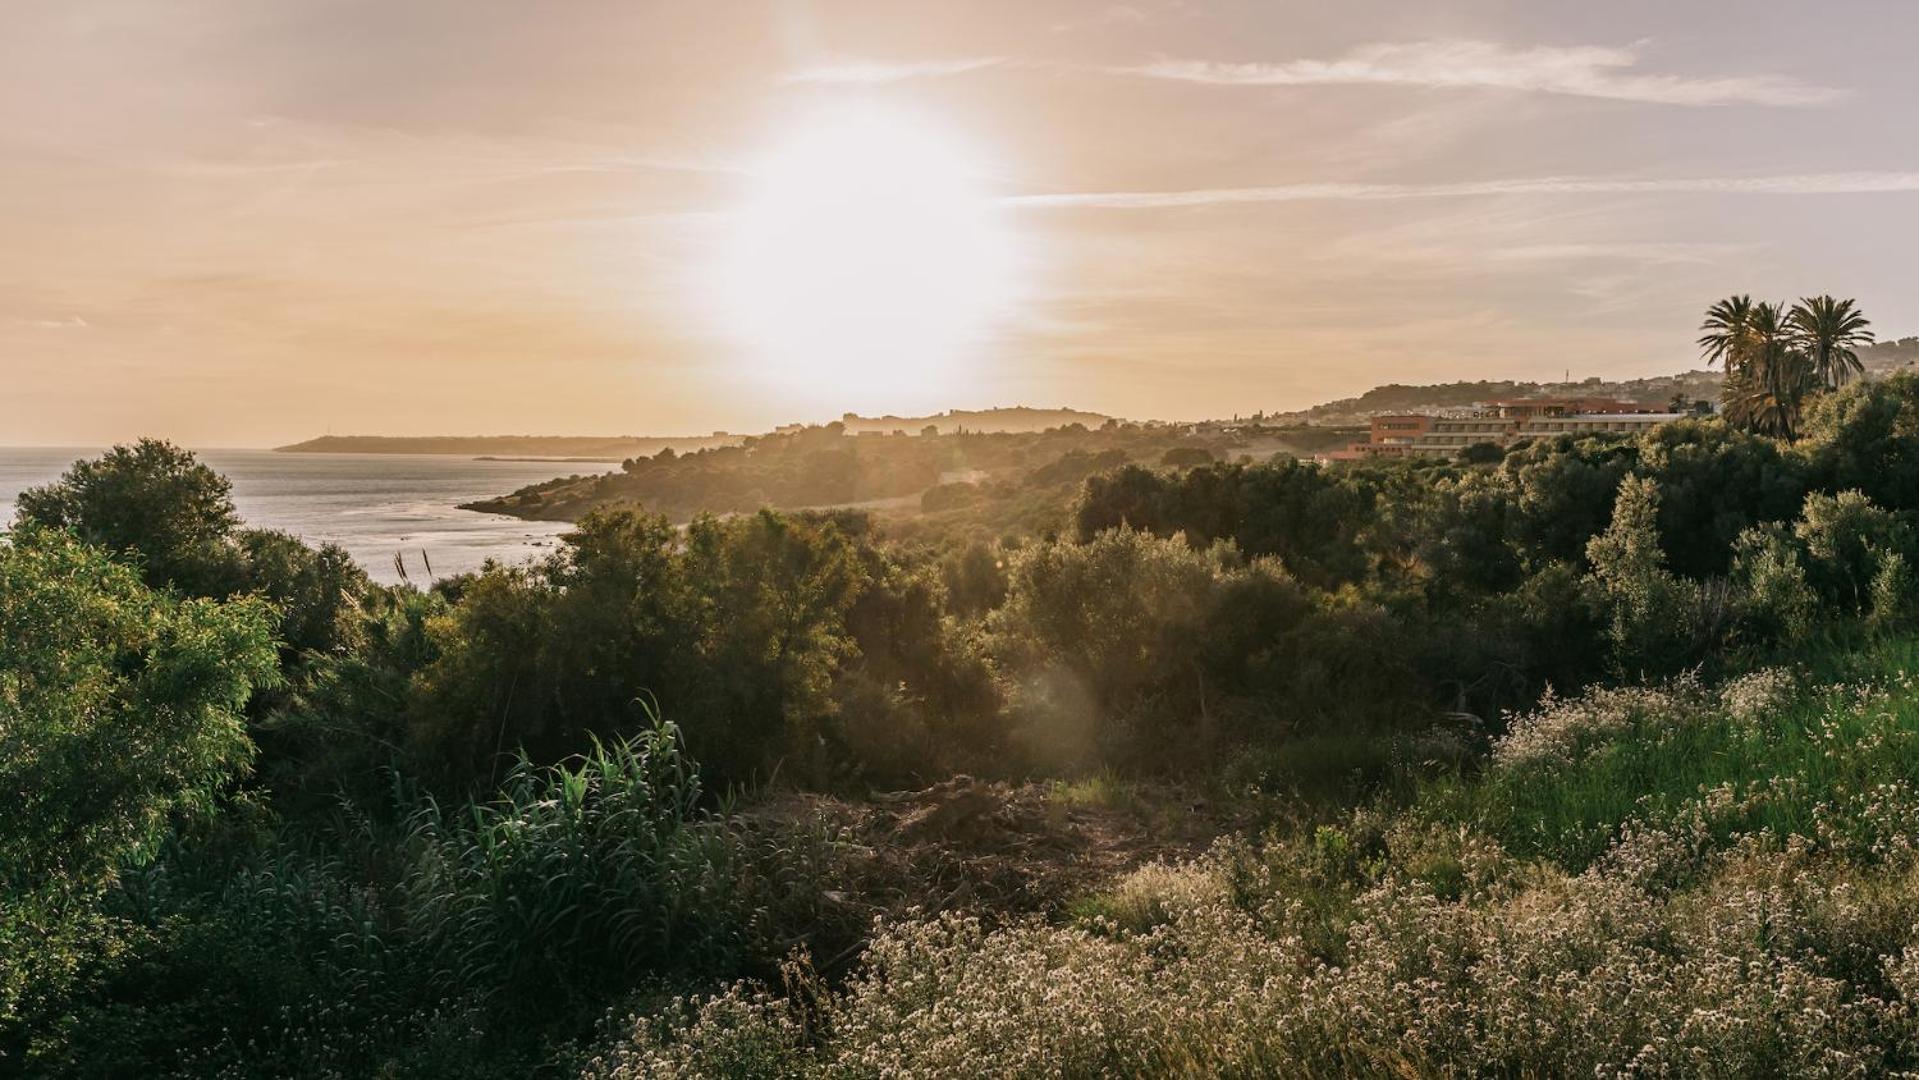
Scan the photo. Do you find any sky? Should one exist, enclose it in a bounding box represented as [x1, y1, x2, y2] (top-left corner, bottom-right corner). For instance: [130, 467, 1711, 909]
[6, 0, 1919, 446]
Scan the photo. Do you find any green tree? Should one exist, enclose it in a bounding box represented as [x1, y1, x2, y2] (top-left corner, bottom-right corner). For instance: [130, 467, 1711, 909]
[1585, 476, 1706, 675]
[12, 440, 242, 594]
[1729, 524, 1821, 643]
[674, 511, 865, 782]
[1722, 302, 1819, 441]
[1499, 435, 1637, 568]
[1696, 294, 1756, 371]
[1792, 490, 1913, 616]
[990, 528, 1230, 769]
[1457, 441, 1505, 466]
[409, 508, 866, 790]
[1788, 294, 1873, 389]
[1702, 295, 1873, 442]
[0, 525, 278, 1025]
[1634, 419, 1807, 578]
[1802, 372, 1919, 512]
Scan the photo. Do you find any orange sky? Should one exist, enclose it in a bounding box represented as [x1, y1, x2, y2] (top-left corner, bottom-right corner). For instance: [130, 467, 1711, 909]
[6, 1, 1919, 446]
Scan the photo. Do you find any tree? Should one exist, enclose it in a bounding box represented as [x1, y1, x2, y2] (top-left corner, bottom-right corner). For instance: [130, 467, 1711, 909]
[1160, 446, 1215, 469]
[1702, 295, 1874, 442]
[1585, 475, 1706, 675]
[1634, 419, 1807, 578]
[1793, 490, 1913, 616]
[1718, 301, 1817, 441]
[1457, 441, 1505, 466]
[1802, 372, 1919, 511]
[989, 529, 1231, 769]
[408, 508, 867, 790]
[13, 439, 242, 594]
[1696, 294, 1756, 371]
[0, 525, 278, 1024]
[674, 511, 865, 782]
[1788, 294, 1873, 389]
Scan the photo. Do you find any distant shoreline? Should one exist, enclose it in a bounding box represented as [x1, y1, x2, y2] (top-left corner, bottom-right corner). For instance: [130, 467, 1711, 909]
[275, 435, 737, 458]
[473, 456, 623, 464]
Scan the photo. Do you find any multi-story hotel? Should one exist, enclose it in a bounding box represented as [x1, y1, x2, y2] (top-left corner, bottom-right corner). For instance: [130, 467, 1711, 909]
[1324, 398, 1689, 460]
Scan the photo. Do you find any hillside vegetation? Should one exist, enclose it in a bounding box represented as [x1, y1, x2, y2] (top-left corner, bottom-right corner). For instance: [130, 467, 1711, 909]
[603, 639, 1919, 1076]
[462, 419, 1357, 526]
[8, 301, 1919, 1075]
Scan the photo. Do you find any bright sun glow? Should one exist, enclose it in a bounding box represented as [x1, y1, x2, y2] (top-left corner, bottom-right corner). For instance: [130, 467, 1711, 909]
[710, 103, 1023, 406]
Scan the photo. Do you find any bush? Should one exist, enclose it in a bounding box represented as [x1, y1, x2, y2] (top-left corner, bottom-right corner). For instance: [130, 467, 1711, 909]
[23, 723, 836, 1077]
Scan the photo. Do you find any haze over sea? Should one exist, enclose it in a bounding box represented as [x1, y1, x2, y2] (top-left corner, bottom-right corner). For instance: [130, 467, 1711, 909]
[0, 448, 608, 585]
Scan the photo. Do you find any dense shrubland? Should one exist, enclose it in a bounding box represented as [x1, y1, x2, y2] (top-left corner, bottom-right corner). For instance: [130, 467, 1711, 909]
[8, 356, 1919, 1072]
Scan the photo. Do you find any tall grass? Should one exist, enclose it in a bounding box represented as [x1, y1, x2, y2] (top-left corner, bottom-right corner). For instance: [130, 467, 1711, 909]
[400, 721, 747, 1005]
[28, 721, 836, 1077]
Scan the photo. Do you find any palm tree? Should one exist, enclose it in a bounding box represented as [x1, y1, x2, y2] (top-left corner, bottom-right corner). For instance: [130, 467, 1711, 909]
[1788, 294, 1873, 389]
[1697, 294, 1756, 373]
[1721, 301, 1816, 440]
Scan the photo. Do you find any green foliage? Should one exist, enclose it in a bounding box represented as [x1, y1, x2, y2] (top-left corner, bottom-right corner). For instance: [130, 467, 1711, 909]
[1585, 475, 1707, 675]
[1076, 458, 1373, 589]
[20, 313, 1919, 1075]
[1635, 418, 1806, 577]
[1804, 372, 1919, 510]
[0, 524, 278, 1035]
[408, 508, 877, 790]
[1794, 489, 1914, 615]
[1701, 294, 1875, 441]
[1159, 445, 1214, 469]
[234, 528, 372, 661]
[400, 723, 746, 1001]
[0, 525, 279, 902]
[23, 726, 841, 1077]
[14, 439, 243, 594]
[1455, 440, 1505, 465]
[988, 528, 1410, 772]
[1730, 524, 1821, 642]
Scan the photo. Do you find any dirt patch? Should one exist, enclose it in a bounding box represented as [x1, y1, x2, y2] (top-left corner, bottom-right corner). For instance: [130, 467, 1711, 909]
[740, 775, 1228, 955]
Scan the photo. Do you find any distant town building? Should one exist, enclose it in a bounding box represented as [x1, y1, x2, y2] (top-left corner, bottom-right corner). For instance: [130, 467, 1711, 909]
[1321, 397, 1687, 461]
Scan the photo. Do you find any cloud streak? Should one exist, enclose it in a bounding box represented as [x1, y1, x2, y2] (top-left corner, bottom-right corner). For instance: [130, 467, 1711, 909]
[1003, 171, 1919, 210]
[785, 57, 1005, 85]
[1119, 40, 1845, 107]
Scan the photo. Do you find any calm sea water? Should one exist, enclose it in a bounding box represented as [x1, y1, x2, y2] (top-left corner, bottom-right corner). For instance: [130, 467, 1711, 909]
[0, 448, 612, 585]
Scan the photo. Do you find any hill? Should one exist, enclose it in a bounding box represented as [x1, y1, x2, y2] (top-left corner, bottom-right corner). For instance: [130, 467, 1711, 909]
[1262, 339, 1918, 426]
[827, 406, 1113, 435]
[458, 420, 1345, 527]
[1264, 369, 1726, 426]
[273, 434, 740, 459]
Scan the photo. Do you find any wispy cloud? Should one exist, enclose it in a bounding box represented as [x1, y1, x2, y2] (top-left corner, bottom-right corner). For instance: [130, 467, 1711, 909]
[1004, 171, 1919, 210]
[1119, 40, 1845, 107]
[1482, 242, 1757, 265]
[785, 57, 1005, 85]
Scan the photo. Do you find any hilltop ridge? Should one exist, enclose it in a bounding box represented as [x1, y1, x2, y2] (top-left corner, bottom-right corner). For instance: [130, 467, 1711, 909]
[281, 340, 1919, 462]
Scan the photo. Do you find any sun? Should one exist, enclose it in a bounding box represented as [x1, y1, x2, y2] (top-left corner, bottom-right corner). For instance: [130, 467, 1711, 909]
[708, 102, 1023, 407]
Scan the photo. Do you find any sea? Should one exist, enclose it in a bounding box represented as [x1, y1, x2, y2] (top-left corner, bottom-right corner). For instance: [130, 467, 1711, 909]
[0, 448, 612, 586]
